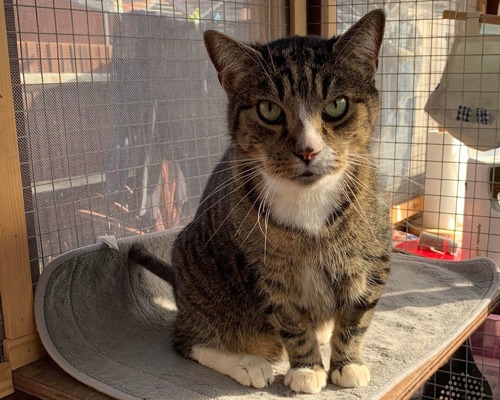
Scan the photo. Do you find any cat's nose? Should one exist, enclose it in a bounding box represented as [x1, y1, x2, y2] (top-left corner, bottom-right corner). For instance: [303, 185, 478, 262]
[296, 147, 320, 164]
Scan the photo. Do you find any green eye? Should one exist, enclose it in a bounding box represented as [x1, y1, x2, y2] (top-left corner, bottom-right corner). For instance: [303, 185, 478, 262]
[257, 101, 284, 124]
[323, 96, 349, 122]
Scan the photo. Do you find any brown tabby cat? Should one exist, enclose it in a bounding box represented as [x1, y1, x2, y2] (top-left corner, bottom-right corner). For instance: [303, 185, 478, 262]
[129, 9, 391, 394]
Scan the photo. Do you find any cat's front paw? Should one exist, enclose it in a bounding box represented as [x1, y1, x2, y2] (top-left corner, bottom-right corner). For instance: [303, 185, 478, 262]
[331, 363, 370, 388]
[231, 355, 274, 389]
[284, 366, 327, 394]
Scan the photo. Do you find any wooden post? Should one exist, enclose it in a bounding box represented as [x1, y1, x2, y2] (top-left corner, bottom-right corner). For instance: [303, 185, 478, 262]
[290, 0, 307, 35]
[0, 362, 13, 397]
[270, 0, 285, 41]
[0, 0, 46, 380]
[321, 0, 336, 38]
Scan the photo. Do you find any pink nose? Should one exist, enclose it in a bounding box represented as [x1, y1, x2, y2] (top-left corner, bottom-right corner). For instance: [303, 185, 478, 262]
[300, 147, 320, 161]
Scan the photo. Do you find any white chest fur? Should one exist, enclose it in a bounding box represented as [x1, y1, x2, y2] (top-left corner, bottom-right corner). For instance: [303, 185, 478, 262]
[261, 173, 343, 236]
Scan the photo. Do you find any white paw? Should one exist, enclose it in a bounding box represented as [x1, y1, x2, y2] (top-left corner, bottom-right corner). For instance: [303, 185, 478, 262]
[284, 367, 327, 394]
[231, 355, 274, 389]
[331, 363, 370, 388]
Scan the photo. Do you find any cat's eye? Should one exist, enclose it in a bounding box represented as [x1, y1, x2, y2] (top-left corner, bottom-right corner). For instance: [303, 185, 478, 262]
[323, 96, 349, 122]
[257, 101, 284, 124]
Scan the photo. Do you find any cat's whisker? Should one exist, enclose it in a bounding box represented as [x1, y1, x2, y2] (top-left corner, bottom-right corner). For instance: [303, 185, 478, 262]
[241, 180, 270, 246]
[257, 177, 274, 248]
[204, 179, 261, 247]
[340, 178, 386, 253]
[198, 164, 264, 208]
[262, 172, 283, 264]
[193, 167, 269, 228]
[347, 155, 431, 193]
[208, 160, 264, 176]
[343, 168, 380, 200]
[258, 25, 279, 76]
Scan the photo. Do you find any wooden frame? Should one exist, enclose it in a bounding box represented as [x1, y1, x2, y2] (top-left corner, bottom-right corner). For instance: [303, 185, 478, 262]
[0, 0, 46, 395]
[321, 0, 336, 38]
[290, 0, 307, 35]
[0, 1, 496, 399]
[443, 9, 500, 24]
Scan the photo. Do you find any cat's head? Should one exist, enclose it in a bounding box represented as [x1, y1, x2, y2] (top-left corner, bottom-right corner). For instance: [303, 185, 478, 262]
[204, 10, 385, 187]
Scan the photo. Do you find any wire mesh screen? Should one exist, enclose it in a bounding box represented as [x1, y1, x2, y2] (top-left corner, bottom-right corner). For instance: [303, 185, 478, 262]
[318, 1, 500, 399]
[307, 1, 500, 264]
[5, 0, 500, 395]
[333, 0, 454, 207]
[8, 0, 288, 276]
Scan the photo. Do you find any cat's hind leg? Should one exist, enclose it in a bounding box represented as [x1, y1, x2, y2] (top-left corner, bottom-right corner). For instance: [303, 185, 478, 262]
[190, 345, 274, 388]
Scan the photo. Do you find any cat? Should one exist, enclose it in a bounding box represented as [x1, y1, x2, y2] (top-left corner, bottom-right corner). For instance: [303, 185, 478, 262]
[129, 9, 391, 395]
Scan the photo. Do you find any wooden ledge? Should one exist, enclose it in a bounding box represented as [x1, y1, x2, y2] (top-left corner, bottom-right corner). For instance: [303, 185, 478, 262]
[391, 195, 424, 225]
[13, 358, 112, 400]
[0, 362, 14, 398]
[4, 333, 47, 370]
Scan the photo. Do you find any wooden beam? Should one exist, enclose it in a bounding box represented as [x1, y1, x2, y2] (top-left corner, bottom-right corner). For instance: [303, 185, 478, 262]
[290, 0, 307, 35]
[391, 195, 424, 225]
[442, 10, 500, 25]
[0, 0, 37, 341]
[270, 0, 285, 40]
[381, 292, 500, 399]
[20, 73, 109, 85]
[13, 358, 113, 400]
[0, 362, 14, 398]
[321, 0, 336, 38]
[3, 334, 47, 371]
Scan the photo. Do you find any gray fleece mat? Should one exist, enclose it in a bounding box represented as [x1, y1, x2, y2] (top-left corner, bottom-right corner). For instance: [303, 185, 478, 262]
[35, 229, 500, 400]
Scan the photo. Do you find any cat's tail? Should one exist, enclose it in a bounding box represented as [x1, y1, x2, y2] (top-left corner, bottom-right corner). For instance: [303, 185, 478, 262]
[128, 244, 176, 287]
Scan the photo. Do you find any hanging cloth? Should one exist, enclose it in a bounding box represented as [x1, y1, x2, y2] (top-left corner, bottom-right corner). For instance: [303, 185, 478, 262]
[425, 12, 500, 150]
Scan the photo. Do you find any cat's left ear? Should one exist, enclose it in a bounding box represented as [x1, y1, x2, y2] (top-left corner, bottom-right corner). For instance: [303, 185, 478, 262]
[203, 30, 262, 94]
[330, 9, 385, 75]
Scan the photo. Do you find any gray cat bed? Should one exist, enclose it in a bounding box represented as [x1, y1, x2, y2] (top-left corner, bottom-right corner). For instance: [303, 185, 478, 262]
[35, 228, 500, 400]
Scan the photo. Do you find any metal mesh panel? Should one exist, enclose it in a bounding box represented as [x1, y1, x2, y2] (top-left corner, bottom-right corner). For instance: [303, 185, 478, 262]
[7, 1, 500, 395]
[10, 0, 289, 273]
[317, 1, 500, 398]
[333, 0, 455, 207]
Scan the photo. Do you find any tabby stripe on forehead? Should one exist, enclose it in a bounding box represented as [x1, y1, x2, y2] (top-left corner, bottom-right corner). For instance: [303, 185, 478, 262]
[309, 67, 317, 93]
[273, 76, 285, 101]
[306, 67, 317, 97]
[282, 68, 295, 97]
[322, 76, 331, 101]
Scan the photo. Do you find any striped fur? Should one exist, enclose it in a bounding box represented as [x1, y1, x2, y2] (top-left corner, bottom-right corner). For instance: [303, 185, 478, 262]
[131, 10, 390, 394]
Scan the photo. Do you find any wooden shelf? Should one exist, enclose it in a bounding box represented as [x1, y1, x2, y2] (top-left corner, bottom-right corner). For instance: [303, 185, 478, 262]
[13, 358, 112, 400]
[391, 195, 424, 225]
[443, 10, 500, 25]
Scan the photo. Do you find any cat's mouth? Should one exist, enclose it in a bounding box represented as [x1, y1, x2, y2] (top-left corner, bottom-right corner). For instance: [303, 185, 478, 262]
[292, 171, 323, 185]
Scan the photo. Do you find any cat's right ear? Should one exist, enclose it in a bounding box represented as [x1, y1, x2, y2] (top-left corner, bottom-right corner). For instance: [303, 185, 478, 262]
[330, 9, 386, 75]
[203, 30, 261, 93]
